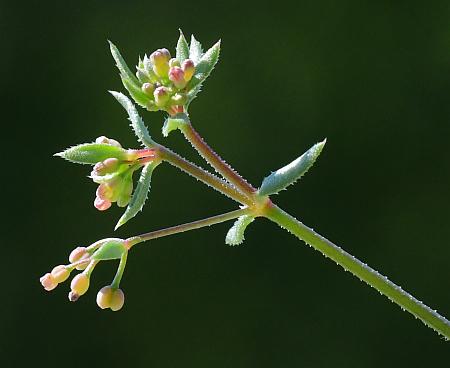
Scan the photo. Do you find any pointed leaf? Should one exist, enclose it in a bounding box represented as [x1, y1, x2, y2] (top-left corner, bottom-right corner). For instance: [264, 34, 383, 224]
[121, 76, 150, 108]
[115, 161, 160, 229]
[109, 41, 139, 85]
[258, 139, 326, 196]
[186, 40, 220, 102]
[189, 35, 203, 63]
[109, 91, 155, 147]
[162, 113, 189, 137]
[225, 215, 255, 246]
[176, 30, 190, 62]
[92, 240, 126, 261]
[55, 143, 127, 165]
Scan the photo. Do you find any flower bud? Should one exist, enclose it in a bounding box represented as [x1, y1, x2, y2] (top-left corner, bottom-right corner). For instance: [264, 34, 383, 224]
[141, 82, 155, 96]
[92, 158, 121, 176]
[95, 136, 122, 148]
[169, 58, 181, 68]
[168, 67, 187, 89]
[150, 48, 171, 78]
[40, 273, 57, 291]
[153, 86, 170, 107]
[94, 197, 112, 211]
[110, 289, 125, 311]
[181, 59, 195, 82]
[51, 265, 70, 284]
[69, 247, 87, 263]
[96, 286, 113, 309]
[70, 273, 90, 298]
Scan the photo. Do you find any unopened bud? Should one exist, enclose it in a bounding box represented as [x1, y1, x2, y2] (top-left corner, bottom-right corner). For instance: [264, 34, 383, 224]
[141, 82, 155, 96]
[69, 247, 87, 263]
[153, 86, 170, 107]
[70, 273, 90, 297]
[96, 183, 114, 201]
[96, 286, 113, 309]
[94, 197, 112, 211]
[169, 58, 181, 68]
[169, 67, 187, 89]
[110, 289, 125, 311]
[150, 48, 171, 78]
[40, 273, 57, 291]
[51, 265, 70, 284]
[92, 158, 121, 176]
[182, 59, 195, 82]
[95, 136, 122, 148]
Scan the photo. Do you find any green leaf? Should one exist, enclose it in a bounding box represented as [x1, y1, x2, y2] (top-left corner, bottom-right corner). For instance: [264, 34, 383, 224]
[225, 215, 255, 246]
[258, 139, 326, 196]
[109, 91, 156, 147]
[109, 41, 139, 85]
[176, 30, 190, 62]
[92, 240, 127, 261]
[189, 35, 203, 63]
[55, 143, 127, 165]
[115, 161, 160, 229]
[186, 40, 220, 102]
[162, 113, 190, 137]
[121, 76, 150, 109]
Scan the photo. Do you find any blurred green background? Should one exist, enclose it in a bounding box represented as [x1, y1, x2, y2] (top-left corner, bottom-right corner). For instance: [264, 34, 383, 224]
[2, 0, 450, 366]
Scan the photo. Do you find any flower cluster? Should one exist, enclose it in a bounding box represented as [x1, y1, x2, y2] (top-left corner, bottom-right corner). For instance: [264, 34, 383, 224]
[136, 49, 196, 115]
[90, 136, 156, 211]
[40, 239, 127, 311]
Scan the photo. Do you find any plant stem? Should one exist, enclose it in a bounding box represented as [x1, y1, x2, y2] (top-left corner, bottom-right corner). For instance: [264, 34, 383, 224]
[127, 207, 249, 247]
[157, 145, 253, 206]
[265, 204, 450, 339]
[111, 252, 128, 289]
[180, 122, 257, 196]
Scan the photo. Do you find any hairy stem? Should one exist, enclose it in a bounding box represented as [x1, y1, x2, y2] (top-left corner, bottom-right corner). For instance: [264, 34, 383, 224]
[127, 207, 250, 247]
[157, 145, 253, 206]
[180, 122, 257, 196]
[265, 204, 450, 339]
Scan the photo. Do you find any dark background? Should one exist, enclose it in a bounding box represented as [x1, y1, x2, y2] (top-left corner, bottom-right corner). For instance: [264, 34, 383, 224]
[2, 0, 450, 366]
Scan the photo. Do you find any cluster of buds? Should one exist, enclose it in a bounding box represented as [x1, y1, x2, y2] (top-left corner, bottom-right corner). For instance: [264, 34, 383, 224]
[91, 136, 156, 211]
[136, 48, 196, 114]
[40, 239, 128, 311]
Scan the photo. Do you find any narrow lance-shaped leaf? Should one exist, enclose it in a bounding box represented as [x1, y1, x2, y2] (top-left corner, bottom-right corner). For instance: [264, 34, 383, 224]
[115, 161, 160, 229]
[176, 30, 190, 62]
[109, 41, 140, 85]
[121, 76, 150, 109]
[189, 34, 203, 64]
[55, 143, 127, 165]
[225, 215, 255, 246]
[109, 91, 156, 147]
[258, 139, 326, 196]
[186, 40, 220, 102]
[92, 240, 127, 261]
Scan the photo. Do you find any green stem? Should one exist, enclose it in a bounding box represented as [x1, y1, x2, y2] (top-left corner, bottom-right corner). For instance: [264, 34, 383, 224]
[265, 204, 450, 339]
[158, 145, 253, 206]
[127, 207, 250, 247]
[180, 122, 257, 196]
[111, 251, 128, 289]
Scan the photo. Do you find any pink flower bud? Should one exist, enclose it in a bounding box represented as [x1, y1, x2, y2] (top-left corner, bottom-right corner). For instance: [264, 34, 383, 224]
[182, 59, 195, 82]
[51, 265, 70, 284]
[94, 196, 112, 211]
[92, 158, 120, 176]
[153, 86, 170, 107]
[40, 273, 57, 291]
[96, 183, 114, 201]
[150, 48, 171, 78]
[169, 67, 187, 89]
[95, 136, 122, 148]
[69, 247, 87, 263]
